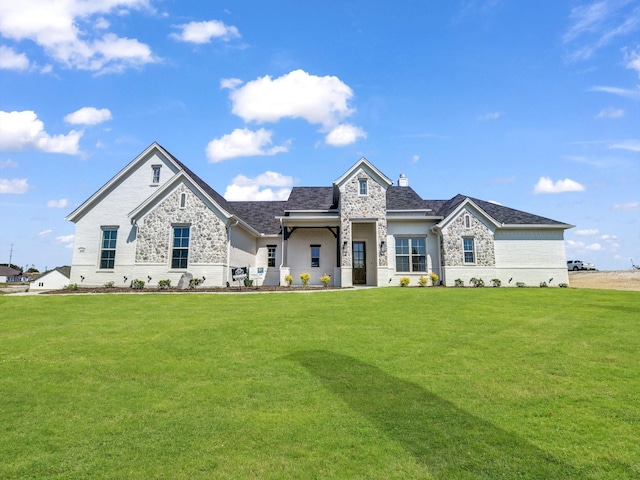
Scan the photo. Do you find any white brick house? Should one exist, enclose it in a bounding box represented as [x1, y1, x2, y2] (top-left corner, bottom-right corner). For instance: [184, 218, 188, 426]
[66, 143, 572, 288]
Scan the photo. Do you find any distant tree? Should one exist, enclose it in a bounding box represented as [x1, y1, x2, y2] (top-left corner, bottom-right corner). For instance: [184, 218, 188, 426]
[26, 267, 39, 273]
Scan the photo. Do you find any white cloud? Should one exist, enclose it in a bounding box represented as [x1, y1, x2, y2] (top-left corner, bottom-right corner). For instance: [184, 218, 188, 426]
[609, 139, 640, 152]
[223, 171, 294, 201]
[206, 128, 290, 163]
[533, 176, 586, 194]
[478, 111, 501, 120]
[590, 86, 640, 100]
[563, 1, 640, 61]
[412, 155, 420, 163]
[56, 234, 74, 244]
[64, 107, 112, 125]
[0, 45, 29, 70]
[0, 159, 18, 168]
[597, 107, 624, 118]
[0, 110, 82, 154]
[586, 242, 603, 251]
[0, 178, 29, 194]
[225, 69, 359, 129]
[575, 228, 599, 236]
[0, 1, 157, 73]
[38, 229, 52, 237]
[325, 124, 367, 146]
[600, 234, 618, 241]
[47, 198, 68, 208]
[612, 202, 639, 211]
[171, 20, 240, 43]
[626, 46, 640, 77]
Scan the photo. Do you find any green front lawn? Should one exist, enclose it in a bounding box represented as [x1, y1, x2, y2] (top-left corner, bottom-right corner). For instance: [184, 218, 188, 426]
[1, 288, 638, 479]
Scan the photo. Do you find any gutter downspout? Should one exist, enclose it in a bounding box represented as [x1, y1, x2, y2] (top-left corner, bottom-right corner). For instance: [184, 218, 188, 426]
[431, 225, 444, 285]
[227, 217, 239, 285]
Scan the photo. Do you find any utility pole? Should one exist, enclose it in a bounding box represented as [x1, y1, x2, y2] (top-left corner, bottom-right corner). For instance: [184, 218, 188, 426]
[9, 243, 13, 267]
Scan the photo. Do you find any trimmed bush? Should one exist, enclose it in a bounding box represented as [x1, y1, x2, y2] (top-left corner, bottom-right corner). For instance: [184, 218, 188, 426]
[559, 282, 569, 288]
[429, 272, 439, 286]
[454, 278, 464, 287]
[300, 273, 311, 286]
[103, 281, 115, 288]
[285, 275, 293, 287]
[158, 279, 171, 290]
[131, 279, 145, 290]
[470, 277, 485, 288]
[399, 277, 410, 287]
[491, 278, 501, 287]
[320, 274, 331, 287]
[189, 277, 203, 289]
[418, 275, 429, 287]
[65, 283, 79, 291]
[539, 281, 548, 288]
[516, 282, 526, 288]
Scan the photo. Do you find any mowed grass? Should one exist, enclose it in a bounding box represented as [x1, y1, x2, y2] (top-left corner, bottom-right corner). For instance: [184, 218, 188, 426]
[1, 288, 638, 479]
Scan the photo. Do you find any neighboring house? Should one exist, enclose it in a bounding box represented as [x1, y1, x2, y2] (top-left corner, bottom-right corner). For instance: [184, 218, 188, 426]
[0, 266, 21, 283]
[66, 143, 572, 288]
[29, 266, 71, 291]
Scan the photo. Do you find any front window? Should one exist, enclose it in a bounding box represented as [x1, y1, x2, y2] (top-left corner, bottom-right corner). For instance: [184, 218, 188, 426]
[359, 179, 367, 195]
[395, 237, 426, 272]
[100, 229, 118, 269]
[172, 227, 190, 269]
[267, 246, 276, 267]
[463, 238, 475, 263]
[311, 245, 320, 268]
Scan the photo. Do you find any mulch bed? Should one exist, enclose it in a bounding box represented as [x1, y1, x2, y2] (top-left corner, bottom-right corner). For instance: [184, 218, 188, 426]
[43, 285, 341, 294]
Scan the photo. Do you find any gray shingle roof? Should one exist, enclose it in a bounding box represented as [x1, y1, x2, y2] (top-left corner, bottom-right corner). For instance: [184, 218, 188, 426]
[165, 145, 566, 234]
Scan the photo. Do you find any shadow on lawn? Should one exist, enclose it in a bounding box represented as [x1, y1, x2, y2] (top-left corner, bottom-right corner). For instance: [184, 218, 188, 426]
[288, 350, 579, 479]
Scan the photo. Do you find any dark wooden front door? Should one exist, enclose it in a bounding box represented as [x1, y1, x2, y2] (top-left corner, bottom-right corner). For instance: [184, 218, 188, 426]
[353, 241, 366, 285]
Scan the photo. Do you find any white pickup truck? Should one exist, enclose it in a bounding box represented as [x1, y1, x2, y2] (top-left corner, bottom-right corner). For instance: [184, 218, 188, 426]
[567, 260, 596, 271]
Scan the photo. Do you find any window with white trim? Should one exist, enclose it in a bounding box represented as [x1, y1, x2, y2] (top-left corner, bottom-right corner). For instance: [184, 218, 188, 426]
[171, 226, 190, 269]
[395, 237, 426, 272]
[100, 228, 118, 269]
[359, 179, 367, 195]
[463, 238, 475, 263]
[152, 165, 161, 184]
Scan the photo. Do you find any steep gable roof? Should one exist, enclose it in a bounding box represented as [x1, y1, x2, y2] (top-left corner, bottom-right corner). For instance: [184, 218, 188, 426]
[230, 201, 287, 235]
[285, 187, 337, 211]
[437, 194, 570, 227]
[386, 186, 434, 211]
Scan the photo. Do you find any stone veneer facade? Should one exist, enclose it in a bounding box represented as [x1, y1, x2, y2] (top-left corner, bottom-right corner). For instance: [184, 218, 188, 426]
[135, 184, 227, 264]
[339, 171, 388, 267]
[442, 209, 495, 267]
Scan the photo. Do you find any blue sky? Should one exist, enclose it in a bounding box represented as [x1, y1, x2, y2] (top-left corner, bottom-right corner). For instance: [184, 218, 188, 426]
[1, 0, 639, 272]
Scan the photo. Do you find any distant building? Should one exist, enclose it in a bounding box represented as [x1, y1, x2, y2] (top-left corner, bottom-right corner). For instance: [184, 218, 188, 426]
[66, 143, 572, 288]
[29, 266, 71, 291]
[0, 266, 21, 283]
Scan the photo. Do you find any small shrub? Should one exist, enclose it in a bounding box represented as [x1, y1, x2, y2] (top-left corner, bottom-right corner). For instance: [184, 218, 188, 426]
[189, 277, 203, 289]
[516, 281, 526, 288]
[491, 278, 501, 287]
[103, 281, 115, 288]
[158, 279, 171, 290]
[454, 278, 464, 287]
[285, 275, 293, 287]
[300, 272, 311, 286]
[65, 283, 79, 291]
[470, 277, 485, 288]
[559, 282, 568, 288]
[131, 279, 145, 289]
[399, 277, 410, 287]
[429, 272, 439, 286]
[417, 275, 429, 287]
[539, 281, 548, 288]
[320, 274, 331, 287]
[244, 278, 253, 287]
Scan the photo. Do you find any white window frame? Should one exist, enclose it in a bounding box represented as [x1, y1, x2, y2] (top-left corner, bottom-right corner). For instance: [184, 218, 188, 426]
[267, 246, 277, 267]
[151, 165, 162, 184]
[310, 244, 321, 268]
[99, 227, 118, 270]
[395, 237, 426, 272]
[463, 237, 475, 264]
[358, 179, 368, 196]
